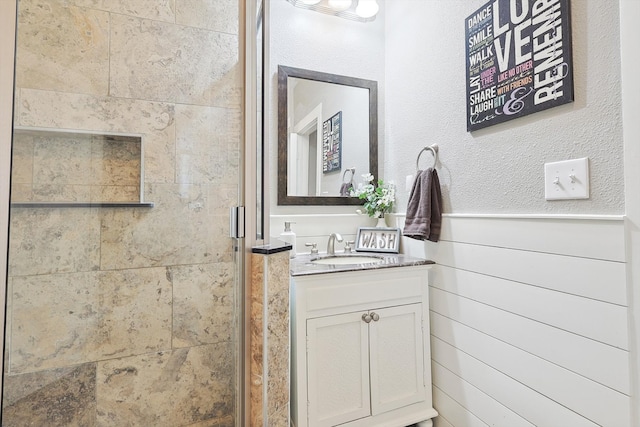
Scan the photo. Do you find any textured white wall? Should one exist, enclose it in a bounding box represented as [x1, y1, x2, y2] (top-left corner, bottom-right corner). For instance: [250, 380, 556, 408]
[385, 0, 624, 215]
[268, 0, 386, 216]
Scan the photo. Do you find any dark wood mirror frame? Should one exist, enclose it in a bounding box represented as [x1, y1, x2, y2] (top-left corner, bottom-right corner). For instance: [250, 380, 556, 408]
[277, 65, 378, 205]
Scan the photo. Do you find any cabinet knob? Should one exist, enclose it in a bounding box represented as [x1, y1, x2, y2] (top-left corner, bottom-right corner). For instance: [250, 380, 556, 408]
[362, 313, 372, 323]
[371, 312, 380, 322]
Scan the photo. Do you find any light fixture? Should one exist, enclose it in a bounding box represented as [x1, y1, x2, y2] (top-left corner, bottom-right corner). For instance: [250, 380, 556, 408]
[327, 0, 352, 11]
[355, 0, 379, 18]
[286, 0, 379, 23]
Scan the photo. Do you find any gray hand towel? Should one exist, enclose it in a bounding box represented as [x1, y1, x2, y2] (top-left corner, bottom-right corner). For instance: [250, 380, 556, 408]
[403, 168, 443, 242]
[339, 182, 353, 197]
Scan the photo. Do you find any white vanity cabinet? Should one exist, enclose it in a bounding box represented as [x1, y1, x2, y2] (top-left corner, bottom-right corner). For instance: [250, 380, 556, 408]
[291, 265, 437, 427]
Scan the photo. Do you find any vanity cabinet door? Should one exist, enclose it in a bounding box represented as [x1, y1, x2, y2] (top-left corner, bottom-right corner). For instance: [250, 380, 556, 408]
[306, 311, 371, 427]
[369, 303, 426, 414]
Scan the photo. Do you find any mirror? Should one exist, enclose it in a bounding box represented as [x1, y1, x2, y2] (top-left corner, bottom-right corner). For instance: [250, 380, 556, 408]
[278, 65, 378, 205]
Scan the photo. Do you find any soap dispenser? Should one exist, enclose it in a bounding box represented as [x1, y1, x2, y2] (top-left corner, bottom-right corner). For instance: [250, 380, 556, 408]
[280, 221, 297, 258]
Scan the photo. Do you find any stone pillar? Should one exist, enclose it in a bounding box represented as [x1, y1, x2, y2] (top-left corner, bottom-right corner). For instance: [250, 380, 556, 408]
[250, 245, 291, 426]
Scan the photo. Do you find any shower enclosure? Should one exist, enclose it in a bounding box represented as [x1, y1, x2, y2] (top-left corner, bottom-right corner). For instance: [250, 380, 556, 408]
[1, 0, 245, 425]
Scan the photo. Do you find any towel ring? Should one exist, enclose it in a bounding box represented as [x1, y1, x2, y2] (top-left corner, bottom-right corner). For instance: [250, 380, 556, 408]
[416, 144, 439, 171]
[342, 167, 355, 183]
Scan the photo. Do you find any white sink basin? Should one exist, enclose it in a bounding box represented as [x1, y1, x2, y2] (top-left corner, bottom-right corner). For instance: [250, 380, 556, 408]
[311, 255, 384, 265]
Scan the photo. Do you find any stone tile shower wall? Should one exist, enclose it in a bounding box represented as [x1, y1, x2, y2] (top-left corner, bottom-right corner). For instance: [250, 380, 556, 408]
[11, 131, 142, 203]
[3, 0, 242, 426]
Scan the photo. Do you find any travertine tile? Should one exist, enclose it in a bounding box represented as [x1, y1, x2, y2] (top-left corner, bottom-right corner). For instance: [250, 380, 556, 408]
[33, 135, 93, 185]
[2, 363, 97, 426]
[250, 252, 291, 427]
[31, 184, 91, 202]
[90, 136, 141, 188]
[16, 0, 109, 96]
[109, 13, 240, 107]
[184, 414, 234, 427]
[249, 254, 265, 427]
[13, 88, 20, 123]
[171, 262, 235, 348]
[100, 183, 233, 270]
[9, 268, 172, 373]
[96, 343, 235, 426]
[8, 207, 101, 276]
[267, 288, 290, 417]
[6, 0, 243, 424]
[9, 184, 33, 202]
[266, 252, 290, 418]
[208, 184, 241, 214]
[89, 185, 140, 203]
[176, 0, 239, 34]
[175, 104, 241, 185]
[215, 415, 236, 427]
[268, 404, 290, 427]
[11, 131, 142, 203]
[69, 0, 175, 22]
[4, 278, 13, 374]
[267, 250, 290, 295]
[18, 89, 176, 184]
[10, 133, 33, 185]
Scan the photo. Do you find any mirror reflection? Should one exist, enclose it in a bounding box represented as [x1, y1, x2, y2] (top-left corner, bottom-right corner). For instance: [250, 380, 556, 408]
[278, 65, 378, 205]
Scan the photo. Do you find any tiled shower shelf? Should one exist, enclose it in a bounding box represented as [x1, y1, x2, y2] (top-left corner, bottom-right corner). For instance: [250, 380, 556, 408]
[11, 127, 153, 207]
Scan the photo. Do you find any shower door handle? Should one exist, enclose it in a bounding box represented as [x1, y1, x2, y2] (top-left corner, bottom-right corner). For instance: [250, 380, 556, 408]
[229, 206, 245, 238]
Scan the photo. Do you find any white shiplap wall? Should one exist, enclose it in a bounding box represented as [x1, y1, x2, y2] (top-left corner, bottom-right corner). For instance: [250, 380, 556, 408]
[401, 215, 631, 427]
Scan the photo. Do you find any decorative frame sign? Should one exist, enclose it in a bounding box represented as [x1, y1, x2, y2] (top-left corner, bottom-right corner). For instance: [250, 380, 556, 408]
[465, 0, 574, 131]
[355, 226, 401, 254]
[322, 111, 342, 173]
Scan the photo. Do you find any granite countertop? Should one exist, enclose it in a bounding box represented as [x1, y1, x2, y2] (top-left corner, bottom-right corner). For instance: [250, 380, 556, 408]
[251, 239, 293, 255]
[290, 252, 434, 277]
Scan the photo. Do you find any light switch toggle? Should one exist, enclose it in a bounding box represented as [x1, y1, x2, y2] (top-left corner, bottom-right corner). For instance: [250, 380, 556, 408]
[544, 157, 590, 200]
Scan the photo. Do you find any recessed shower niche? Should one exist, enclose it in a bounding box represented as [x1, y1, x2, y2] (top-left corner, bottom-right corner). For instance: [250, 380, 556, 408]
[11, 127, 153, 207]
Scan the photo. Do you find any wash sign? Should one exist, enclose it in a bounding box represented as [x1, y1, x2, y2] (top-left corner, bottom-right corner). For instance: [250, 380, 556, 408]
[465, 0, 574, 131]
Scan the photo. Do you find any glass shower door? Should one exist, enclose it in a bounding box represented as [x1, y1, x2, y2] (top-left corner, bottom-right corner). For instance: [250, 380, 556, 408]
[2, 0, 244, 425]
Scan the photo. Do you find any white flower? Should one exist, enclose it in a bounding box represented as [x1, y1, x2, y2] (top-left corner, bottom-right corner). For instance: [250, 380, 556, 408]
[351, 172, 395, 218]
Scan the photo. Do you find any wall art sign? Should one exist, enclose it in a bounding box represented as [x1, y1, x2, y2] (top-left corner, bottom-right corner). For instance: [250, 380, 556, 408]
[355, 226, 400, 253]
[465, 0, 573, 131]
[322, 111, 342, 173]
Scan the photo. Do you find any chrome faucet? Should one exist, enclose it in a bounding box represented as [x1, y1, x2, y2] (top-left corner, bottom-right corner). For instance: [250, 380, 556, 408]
[326, 233, 343, 255]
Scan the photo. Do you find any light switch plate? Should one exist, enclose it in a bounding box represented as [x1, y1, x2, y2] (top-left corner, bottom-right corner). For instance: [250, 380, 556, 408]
[544, 157, 590, 200]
